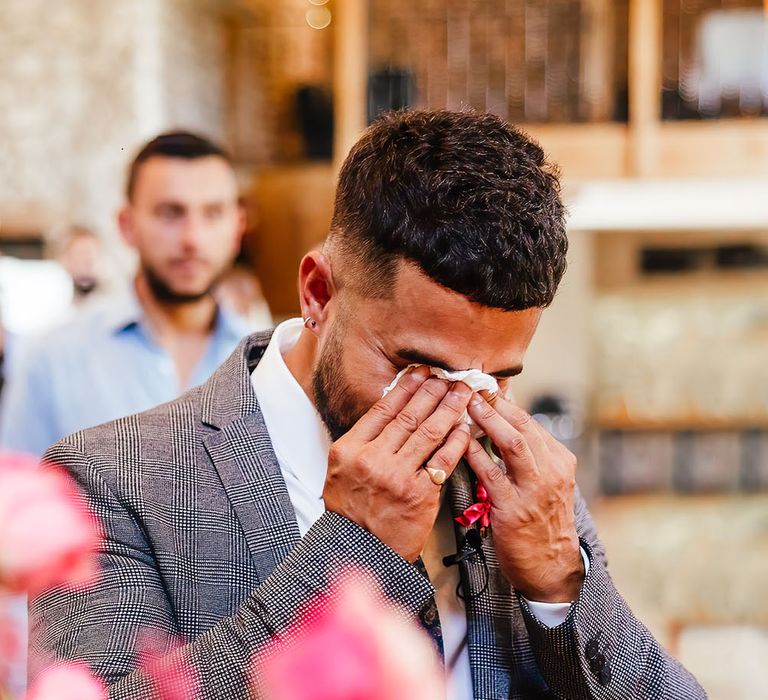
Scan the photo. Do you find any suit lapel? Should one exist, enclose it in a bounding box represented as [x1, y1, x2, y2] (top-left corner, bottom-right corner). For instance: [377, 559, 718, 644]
[203, 413, 301, 583]
[200, 331, 302, 584]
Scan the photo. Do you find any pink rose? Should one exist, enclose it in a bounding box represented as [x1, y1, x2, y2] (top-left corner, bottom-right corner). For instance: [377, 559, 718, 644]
[258, 571, 445, 700]
[0, 452, 100, 596]
[25, 662, 106, 700]
[137, 629, 201, 700]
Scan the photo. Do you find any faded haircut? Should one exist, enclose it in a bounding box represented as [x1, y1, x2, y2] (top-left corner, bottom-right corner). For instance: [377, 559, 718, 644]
[327, 109, 568, 311]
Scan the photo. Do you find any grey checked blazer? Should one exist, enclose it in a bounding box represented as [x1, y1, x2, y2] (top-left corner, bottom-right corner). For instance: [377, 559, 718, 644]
[31, 332, 706, 699]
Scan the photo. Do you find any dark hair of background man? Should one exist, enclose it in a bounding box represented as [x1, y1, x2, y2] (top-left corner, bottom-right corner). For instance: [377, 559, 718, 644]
[125, 131, 233, 201]
[329, 110, 568, 312]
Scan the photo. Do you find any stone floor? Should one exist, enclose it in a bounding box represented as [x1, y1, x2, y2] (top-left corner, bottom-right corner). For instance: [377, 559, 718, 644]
[591, 494, 768, 699]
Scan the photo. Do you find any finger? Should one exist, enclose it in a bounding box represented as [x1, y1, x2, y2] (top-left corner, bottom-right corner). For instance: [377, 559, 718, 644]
[490, 394, 552, 461]
[350, 365, 432, 442]
[423, 423, 471, 482]
[463, 437, 515, 504]
[396, 381, 473, 463]
[466, 394, 540, 482]
[373, 377, 453, 452]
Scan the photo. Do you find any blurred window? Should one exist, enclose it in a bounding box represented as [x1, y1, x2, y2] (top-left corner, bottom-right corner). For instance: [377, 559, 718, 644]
[368, 0, 630, 124]
[662, 0, 768, 119]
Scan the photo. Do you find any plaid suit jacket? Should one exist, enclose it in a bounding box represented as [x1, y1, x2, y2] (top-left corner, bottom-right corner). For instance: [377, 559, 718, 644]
[31, 332, 706, 699]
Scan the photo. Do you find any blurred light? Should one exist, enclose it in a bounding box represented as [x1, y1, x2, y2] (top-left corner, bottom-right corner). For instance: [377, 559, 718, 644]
[308, 0, 329, 5]
[306, 6, 331, 30]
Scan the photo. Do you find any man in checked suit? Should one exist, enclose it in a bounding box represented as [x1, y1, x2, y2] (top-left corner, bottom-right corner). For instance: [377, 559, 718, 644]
[31, 111, 706, 699]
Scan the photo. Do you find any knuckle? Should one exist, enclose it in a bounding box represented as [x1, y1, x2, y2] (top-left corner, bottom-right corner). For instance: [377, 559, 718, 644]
[487, 465, 507, 484]
[466, 440, 484, 457]
[395, 410, 421, 433]
[428, 449, 453, 471]
[417, 421, 445, 445]
[421, 377, 448, 399]
[502, 434, 527, 454]
[328, 442, 348, 465]
[442, 390, 470, 413]
[512, 409, 533, 428]
[369, 400, 396, 422]
[478, 405, 497, 422]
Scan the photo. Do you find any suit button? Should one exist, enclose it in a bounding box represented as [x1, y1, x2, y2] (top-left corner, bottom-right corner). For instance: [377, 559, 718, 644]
[598, 663, 612, 686]
[585, 636, 600, 659]
[589, 652, 606, 675]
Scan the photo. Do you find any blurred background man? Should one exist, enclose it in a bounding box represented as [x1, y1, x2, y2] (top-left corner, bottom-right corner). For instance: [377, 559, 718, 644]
[51, 224, 110, 305]
[0, 132, 250, 457]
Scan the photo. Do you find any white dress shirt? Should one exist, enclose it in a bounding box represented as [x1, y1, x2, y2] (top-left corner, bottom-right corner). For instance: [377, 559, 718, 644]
[251, 319, 581, 699]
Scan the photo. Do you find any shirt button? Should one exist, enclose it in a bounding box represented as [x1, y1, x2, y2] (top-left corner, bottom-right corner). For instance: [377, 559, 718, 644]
[585, 636, 600, 659]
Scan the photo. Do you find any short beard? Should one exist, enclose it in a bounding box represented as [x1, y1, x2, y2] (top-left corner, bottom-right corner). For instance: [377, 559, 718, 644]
[142, 263, 222, 305]
[312, 317, 362, 441]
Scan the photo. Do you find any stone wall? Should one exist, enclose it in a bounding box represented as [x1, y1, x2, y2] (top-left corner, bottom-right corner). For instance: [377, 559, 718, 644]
[0, 0, 229, 265]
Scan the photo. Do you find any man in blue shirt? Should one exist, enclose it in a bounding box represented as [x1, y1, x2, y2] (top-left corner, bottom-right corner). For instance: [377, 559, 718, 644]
[0, 131, 251, 457]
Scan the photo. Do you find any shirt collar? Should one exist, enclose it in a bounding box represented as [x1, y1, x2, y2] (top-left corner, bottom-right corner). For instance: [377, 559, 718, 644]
[104, 287, 249, 342]
[104, 291, 143, 334]
[250, 318, 331, 496]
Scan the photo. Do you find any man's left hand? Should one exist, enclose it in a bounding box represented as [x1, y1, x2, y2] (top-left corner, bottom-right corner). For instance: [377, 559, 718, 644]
[463, 393, 584, 603]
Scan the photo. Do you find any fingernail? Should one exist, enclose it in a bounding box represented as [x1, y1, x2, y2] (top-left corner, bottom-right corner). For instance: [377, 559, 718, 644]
[457, 423, 471, 434]
[470, 394, 484, 405]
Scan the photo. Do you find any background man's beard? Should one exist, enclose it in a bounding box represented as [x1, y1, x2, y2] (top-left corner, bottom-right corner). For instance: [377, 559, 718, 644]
[312, 321, 363, 442]
[143, 263, 223, 305]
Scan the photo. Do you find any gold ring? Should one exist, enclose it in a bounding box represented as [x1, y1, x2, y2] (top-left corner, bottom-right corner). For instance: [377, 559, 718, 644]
[425, 466, 446, 486]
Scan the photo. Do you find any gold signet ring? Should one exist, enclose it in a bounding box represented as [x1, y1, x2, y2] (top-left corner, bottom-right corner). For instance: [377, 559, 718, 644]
[425, 466, 447, 486]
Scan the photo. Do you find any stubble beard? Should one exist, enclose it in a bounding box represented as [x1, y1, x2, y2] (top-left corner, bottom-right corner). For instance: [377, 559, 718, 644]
[142, 261, 226, 305]
[311, 318, 363, 442]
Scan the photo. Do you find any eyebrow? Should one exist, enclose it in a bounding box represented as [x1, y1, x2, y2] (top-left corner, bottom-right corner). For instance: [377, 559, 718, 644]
[395, 348, 524, 378]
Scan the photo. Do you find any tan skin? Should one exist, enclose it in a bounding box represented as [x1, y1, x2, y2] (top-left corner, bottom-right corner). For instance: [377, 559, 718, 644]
[118, 156, 244, 388]
[285, 250, 584, 603]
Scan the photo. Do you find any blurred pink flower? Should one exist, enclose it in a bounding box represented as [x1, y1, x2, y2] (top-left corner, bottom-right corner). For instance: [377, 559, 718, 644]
[25, 662, 106, 700]
[0, 594, 23, 693]
[0, 452, 100, 596]
[0, 597, 21, 665]
[258, 572, 444, 700]
[137, 629, 201, 700]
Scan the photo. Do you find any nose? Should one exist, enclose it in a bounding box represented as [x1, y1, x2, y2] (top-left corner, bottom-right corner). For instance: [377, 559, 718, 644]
[179, 213, 205, 250]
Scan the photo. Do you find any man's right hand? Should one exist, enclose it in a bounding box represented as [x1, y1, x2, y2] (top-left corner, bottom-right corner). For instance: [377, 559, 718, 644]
[323, 365, 473, 562]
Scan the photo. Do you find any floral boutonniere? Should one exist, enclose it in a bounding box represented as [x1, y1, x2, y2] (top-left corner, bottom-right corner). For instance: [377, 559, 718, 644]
[455, 437, 500, 534]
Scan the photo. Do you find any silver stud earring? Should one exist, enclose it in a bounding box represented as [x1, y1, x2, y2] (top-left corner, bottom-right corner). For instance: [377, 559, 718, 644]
[303, 317, 317, 329]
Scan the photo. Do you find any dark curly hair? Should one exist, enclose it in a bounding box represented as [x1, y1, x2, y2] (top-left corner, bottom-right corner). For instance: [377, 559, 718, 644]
[329, 110, 567, 311]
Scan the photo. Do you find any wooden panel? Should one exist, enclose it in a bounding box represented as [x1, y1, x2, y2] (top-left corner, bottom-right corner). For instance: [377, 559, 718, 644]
[523, 123, 629, 179]
[333, 0, 368, 170]
[245, 164, 335, 317]
[628, 0, 662, 175]
[522, 119, 768, 180]
[657, 120, 768, 177]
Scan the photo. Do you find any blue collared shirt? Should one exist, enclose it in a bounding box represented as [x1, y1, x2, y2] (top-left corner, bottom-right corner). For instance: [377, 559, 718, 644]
[0, 293, 250, 457]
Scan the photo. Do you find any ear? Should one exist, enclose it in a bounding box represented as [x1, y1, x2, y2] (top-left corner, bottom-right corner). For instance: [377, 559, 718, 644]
[297, 251, 336, 334]
[117, 206, 136, 249]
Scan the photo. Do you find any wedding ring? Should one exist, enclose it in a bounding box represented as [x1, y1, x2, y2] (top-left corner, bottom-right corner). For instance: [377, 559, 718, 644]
[425, 466, 446, 486]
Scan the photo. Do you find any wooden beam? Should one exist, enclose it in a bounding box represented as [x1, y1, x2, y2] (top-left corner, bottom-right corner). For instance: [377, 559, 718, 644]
[628, 0, 662, 176]
[333, 0, 369, 172]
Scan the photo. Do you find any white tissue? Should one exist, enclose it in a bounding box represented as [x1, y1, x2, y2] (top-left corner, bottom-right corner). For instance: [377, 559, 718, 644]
[382, 364, 500, 437]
